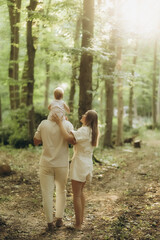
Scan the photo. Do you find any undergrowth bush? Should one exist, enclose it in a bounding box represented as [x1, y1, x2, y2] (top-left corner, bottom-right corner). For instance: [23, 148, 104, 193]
[0, 126, 12, 145]
[0, 106, 48, 148]
[8, 107, 30, 148]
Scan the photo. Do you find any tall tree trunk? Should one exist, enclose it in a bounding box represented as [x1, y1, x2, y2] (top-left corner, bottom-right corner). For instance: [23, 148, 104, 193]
[7, 0, 21, 110]
[103, 53, 115, 148]
[69, 14, 81, 116]
[103, 73, 114, 147]
[78, 0, 94, 119]
[128, 41, 138, 128]
[44, 0, 52, 109]
[152, 38, 158, 129]
[99, 86, 104, 124]
[157, 75, 160, 124]
[116, 46, 123, 146]
[21, 57, 28, 104]
[24, 0, 38, 141]
[44, 61, 50, 108]
[0, 95, 2, 125]
[103, 1, 116, 148]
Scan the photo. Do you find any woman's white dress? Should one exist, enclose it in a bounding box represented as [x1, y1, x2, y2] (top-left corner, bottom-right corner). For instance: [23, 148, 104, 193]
[70, 126, 94, 182]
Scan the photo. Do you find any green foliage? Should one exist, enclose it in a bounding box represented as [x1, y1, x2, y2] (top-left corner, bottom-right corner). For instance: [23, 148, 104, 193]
[0, 125, 12, 145]
[0, 106, 49, 148]
[8, 107, 31, 148]
[0, 3, 10, 87]
[34, 107, 48, 129]
[1, 0, 159, 149]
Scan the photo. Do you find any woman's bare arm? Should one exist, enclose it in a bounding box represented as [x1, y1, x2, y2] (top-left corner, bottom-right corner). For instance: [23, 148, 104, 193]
[53, 114, 76, 145]
[59, 121, 76, 144]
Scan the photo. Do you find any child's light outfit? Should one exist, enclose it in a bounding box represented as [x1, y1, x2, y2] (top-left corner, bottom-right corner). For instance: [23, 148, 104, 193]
[48, 99, 66, 121]
[70, 126, 94, 182]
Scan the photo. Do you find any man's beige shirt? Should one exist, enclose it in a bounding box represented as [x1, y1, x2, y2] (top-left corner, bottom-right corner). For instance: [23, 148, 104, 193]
[34, 120, 73, 168]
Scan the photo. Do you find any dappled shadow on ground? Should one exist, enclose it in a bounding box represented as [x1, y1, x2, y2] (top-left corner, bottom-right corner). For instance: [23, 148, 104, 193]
[1, 136, 160, 239]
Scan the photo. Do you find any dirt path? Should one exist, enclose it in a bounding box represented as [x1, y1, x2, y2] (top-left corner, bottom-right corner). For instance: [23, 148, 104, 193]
[0, 134, 160, 239]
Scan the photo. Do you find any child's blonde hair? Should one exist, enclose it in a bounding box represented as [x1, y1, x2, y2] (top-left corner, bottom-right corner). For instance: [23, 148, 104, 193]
[54, 87, 64, 100]
[85, 110, 99, 147]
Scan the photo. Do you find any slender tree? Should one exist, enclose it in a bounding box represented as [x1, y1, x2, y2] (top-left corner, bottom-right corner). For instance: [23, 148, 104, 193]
[157, 75, 160, 123]
[44, 58, 50, 109]
[103, 0, 116, 148]
[0, 95, 2, 125]
[103, 58, 115, 147]
[21, 0, 38, 141]
[152, 37, 158, 129]
[116, 45, 123, 146]
[44, 0, 52, 109]
[27, 0, 38, 140]
[78, 0, 94, 119]
[7, 0, 21, 109]
[69, 13, 81, 116]
[128, 40, 138, 128]
[115, 0, 123, 146]
[21, 58, 28, 104]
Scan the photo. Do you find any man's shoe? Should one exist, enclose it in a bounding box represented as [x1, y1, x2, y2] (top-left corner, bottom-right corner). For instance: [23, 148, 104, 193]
[56, 218, 63, 228]
[47, 222, 54, 232]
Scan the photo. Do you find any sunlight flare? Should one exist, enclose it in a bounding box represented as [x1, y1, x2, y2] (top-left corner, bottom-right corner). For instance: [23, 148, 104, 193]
[120, 0, 160, 36]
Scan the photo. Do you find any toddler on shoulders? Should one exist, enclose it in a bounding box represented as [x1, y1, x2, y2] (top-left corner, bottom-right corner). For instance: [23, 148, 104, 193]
[48, 87, 70, 121]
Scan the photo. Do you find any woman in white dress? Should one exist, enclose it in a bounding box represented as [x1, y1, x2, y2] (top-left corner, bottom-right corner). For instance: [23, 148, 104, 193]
[54, 110, 99, 230]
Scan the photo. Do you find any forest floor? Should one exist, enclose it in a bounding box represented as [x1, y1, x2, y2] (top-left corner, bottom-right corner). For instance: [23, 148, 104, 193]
[0, 130, 160, 240]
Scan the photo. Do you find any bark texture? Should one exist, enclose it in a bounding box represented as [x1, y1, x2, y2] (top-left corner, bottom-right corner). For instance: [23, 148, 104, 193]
[103, 0, 116, 147]
[78, 0, 94, 119]
[116, 46, 123, 146]
[128, 41, 138, 128]
[7, 0, 21, 109]
[69, 14, 81, 116]
[152, 38, 158, 129]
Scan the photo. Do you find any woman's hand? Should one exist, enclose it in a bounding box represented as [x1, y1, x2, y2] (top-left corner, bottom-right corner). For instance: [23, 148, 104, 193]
[33, 137, 42, 146]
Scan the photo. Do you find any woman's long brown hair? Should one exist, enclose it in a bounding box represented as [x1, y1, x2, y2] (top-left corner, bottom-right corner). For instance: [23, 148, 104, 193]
[85, 110, 99, 147]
